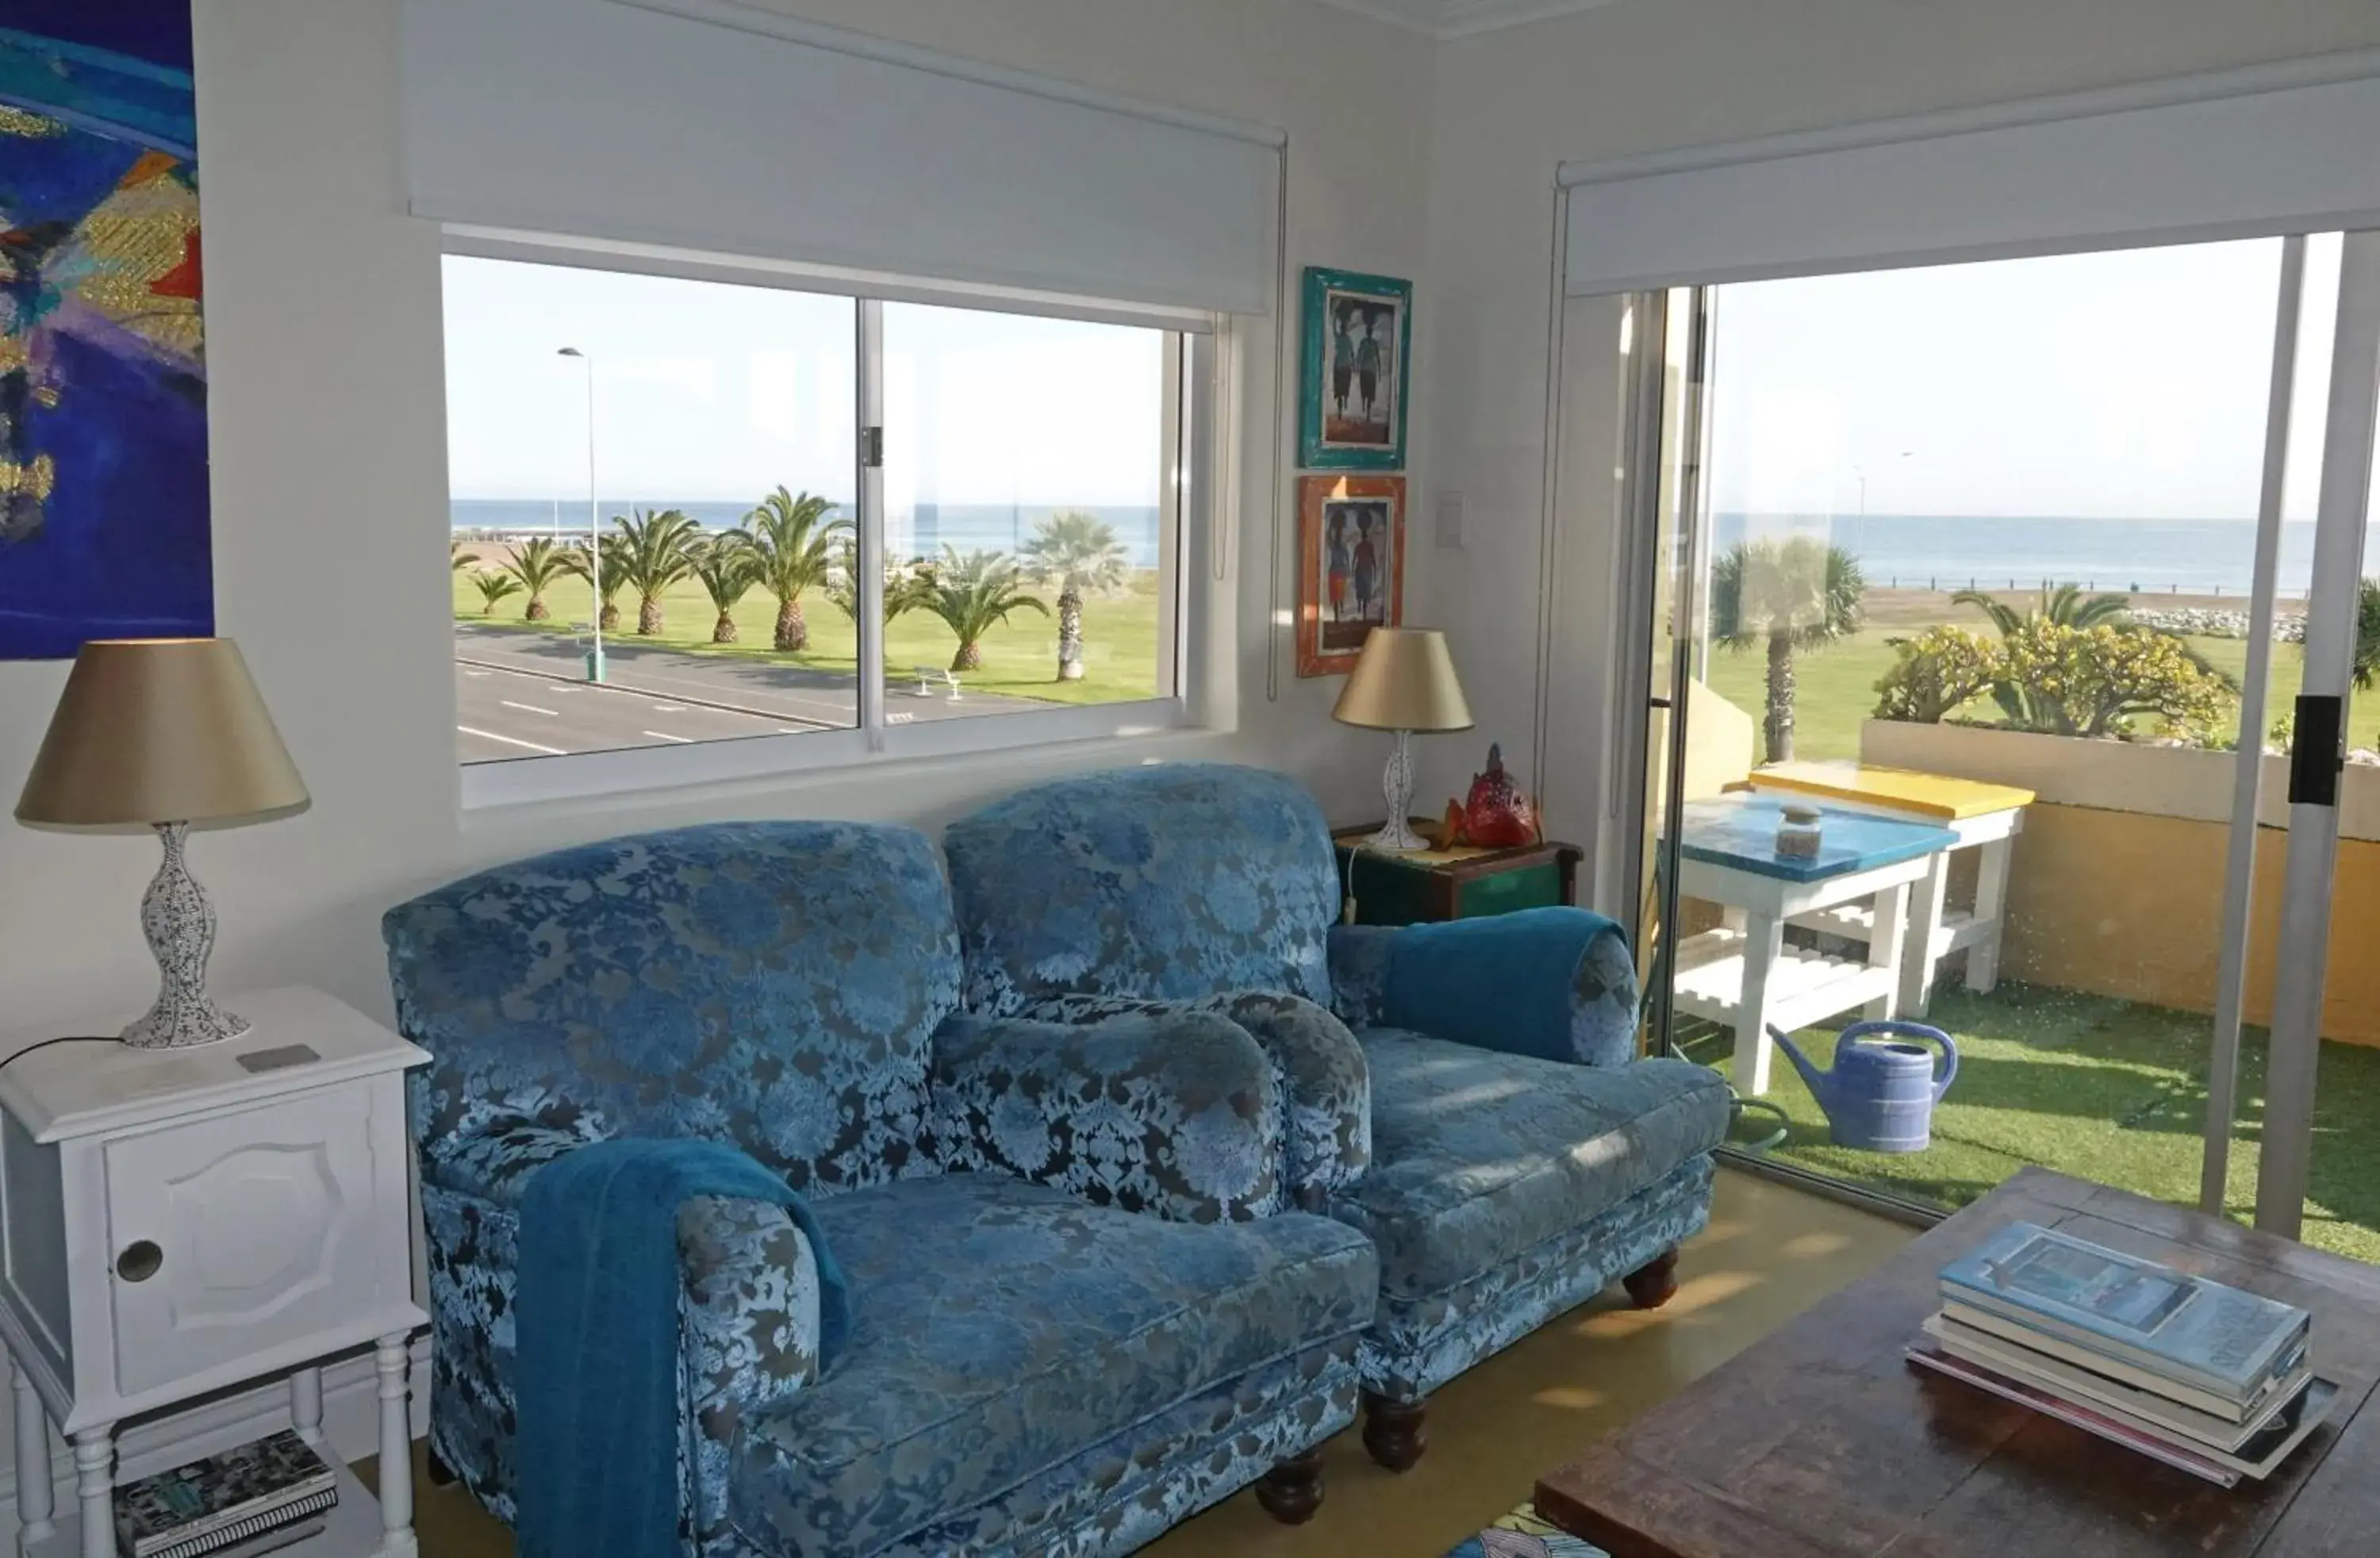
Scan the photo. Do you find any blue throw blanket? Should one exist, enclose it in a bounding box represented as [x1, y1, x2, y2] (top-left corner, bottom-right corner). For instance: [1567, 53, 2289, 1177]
[516, 1138, 851, 1558]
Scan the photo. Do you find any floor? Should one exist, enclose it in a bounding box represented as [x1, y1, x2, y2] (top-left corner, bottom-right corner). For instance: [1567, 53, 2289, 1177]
[359, 1170, 1910, 1558]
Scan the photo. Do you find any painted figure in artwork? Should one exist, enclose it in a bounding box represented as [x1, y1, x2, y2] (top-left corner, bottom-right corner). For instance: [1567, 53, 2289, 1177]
[1330, 304, 1357, 420]
[1353, 509, 1380, 622]
[0, 9, 213, 658]
[1356, 312, 1384, 425]
[1327, 510, 1353, 621]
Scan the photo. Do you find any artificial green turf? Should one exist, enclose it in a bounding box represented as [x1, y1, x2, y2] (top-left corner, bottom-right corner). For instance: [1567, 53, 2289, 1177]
[1684, 983, 2380, 1264]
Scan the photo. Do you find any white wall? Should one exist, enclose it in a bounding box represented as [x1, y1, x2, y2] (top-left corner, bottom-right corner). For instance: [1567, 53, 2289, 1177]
[1421, 0, 2380, 899]
[0, 0, 1435, 1039]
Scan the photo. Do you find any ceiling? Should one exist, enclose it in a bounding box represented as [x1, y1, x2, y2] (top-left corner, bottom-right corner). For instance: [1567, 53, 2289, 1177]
[1312, 0, 1623, 40]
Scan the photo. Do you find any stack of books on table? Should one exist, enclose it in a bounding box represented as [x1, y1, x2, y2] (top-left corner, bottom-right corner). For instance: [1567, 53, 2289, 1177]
[1906, 1220, 2336, 1487]
[113, 1429, 337, 1558]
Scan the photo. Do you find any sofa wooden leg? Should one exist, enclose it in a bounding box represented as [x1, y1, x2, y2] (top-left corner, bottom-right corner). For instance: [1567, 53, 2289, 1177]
[424, 1444, 459, 1488]
[1361, 1391, 1427, 1472]
[1253, 1449, 1325, 1524]
[1623, 1246, 1681, 1309]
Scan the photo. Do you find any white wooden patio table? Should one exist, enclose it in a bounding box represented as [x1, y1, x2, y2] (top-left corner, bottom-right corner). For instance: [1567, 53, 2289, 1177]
[1668, 794, 1961, 1096]
[1744, 762, 2034, 1018]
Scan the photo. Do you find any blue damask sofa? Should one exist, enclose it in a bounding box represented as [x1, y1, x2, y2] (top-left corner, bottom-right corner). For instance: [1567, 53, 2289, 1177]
[943, 764, 1732, 1468]
[382, 820, 1378, 1557]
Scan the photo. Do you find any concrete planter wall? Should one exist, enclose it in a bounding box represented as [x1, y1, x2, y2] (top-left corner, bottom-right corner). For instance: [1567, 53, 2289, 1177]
[1857, 719, 2380, 1045]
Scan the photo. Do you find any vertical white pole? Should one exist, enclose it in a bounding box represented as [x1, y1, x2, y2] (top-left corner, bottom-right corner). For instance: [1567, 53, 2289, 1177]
[2257, 232, 2380, 1239]
[290, 1364, 324, 1447]
[71, 1427, 110, 1558]
[2203, 236, 2305, 1217]
[858, 301, 887, 746]
[13, 1357, 52, 1542]
[376, 1334, 416, 1554]
[585, 357, 605, 683]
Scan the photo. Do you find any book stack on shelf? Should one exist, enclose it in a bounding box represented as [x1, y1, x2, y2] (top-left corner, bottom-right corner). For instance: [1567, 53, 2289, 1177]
[1906, 1220, 2336, 1487]
[113, 1430, 338, 1558]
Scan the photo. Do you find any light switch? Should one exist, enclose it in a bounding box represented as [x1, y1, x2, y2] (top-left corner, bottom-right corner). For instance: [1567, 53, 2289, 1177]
[1436, 490, 1467, 549]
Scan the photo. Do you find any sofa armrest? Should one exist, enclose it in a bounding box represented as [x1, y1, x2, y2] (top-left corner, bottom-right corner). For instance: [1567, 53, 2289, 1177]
[1028, 992, 1368, 1208]
[677, 1195, 823, 1538]
[1328, 907, 1641, 1068]
[420, 1112, 608, 1208]
[931, 1011, 1283, 1222]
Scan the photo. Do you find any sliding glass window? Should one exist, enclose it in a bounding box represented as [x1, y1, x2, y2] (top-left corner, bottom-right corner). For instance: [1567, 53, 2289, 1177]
[440, 254, 1192, 772]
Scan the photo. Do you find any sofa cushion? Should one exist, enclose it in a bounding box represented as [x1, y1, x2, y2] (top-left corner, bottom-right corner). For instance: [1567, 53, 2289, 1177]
[727, 1173, 1377, 1558]
[385, 821, 960, 1196]
[943, 765, 1341, 1014]
[1332, 1032, 1730, 1302]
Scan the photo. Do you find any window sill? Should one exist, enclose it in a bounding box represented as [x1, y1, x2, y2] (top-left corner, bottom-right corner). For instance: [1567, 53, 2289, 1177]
[458, 696, 1197, 819]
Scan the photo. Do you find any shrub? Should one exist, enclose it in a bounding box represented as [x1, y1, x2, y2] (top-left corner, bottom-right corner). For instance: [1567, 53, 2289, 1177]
[1994, 620, 2230, 740]
[1874, 627, 2002, 724]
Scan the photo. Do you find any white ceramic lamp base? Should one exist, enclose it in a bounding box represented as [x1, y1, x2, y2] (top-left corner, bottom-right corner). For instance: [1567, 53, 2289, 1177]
[121, 823, 249, 1050]
[1367, 730, 1430, 852]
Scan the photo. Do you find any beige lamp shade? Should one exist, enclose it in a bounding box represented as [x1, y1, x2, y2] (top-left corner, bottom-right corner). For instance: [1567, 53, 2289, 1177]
[16, 638, 309, 827]
[1331, 627, 1474, 733]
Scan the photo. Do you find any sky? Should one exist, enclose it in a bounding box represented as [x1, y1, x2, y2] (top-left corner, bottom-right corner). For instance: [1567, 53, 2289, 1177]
[1706, 235, 2343, 524]
[441, 256, 1166, 509]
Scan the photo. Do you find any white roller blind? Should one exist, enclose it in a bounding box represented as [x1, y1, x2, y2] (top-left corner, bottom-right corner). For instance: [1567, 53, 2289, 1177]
[401, 0, 1283, 315]
[1560, 52, 2380, 296]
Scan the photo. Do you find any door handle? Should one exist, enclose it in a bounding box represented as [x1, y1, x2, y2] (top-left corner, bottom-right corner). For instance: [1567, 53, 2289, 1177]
[115, 1241, 163, 1284]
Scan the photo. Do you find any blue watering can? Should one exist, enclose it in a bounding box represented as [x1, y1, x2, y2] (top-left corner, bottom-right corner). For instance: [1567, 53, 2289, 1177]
[1768, 1020, 1957, 1153]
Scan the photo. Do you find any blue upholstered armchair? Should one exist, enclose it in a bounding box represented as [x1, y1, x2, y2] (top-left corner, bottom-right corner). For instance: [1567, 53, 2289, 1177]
[943, 766, 1731, 1470]
[384, 820, 1377, 1558]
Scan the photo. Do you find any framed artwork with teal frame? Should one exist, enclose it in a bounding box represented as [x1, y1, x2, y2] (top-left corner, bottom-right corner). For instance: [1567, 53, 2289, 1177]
[1299, 267, 1411, 470]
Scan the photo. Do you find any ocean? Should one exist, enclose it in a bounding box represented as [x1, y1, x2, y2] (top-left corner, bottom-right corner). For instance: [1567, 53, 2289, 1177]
[452, 499, 1167, 569]
[1711, 513, 2358, 597]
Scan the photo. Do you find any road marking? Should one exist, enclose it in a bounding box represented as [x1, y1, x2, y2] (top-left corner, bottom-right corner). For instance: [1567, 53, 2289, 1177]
[464, 670, 489, 679]
[500, 700, 560, 717]
[650, 703, 687, 713]
[459, 725, 565, 755]
[642, 730, 696, 744]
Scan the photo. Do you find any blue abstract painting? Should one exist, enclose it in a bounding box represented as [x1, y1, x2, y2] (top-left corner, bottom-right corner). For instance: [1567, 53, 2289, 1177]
[0, 3, 209, 658]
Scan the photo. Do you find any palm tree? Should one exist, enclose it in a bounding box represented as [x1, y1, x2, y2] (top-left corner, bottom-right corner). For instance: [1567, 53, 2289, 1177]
[2355, 578, 2380, 693]
[1709, 537, 1867, 763]
[914, 547, 1048, 673]
[1019, 510, 1130, 681]
[691, 535, 758, 646]
[1952, 581, 2132, 635]
[450, 539, 476, 574]
[561, 535, 631, 631]
[824, 539, 931, 627]
[500, 536, 574, 622]
[610, 508, 702, 636]
[736, 486, 850, 652]
[470, 570, 524, 617]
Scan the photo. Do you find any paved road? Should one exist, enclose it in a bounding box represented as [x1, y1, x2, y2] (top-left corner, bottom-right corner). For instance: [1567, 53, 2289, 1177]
[452, 624, 1050, 762]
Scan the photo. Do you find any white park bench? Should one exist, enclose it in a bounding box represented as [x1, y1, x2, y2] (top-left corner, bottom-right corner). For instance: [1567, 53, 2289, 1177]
[912, 666, 963, 700]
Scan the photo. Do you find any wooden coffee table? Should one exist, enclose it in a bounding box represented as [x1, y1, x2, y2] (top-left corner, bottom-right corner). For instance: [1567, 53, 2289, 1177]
[1536, 1168, 2380, 1557]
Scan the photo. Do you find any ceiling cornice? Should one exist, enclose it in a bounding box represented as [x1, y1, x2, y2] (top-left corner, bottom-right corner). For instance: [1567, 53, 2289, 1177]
[1313, 0, 1623, 41]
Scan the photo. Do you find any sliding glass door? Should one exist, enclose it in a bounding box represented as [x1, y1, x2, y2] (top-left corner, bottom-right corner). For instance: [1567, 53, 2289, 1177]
[1616, 232, 2380, 1257]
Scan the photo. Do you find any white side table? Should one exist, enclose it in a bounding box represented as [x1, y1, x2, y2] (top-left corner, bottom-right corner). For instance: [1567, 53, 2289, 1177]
[1668, 796, 1960, 1095]
[0, 988, 428, 1557]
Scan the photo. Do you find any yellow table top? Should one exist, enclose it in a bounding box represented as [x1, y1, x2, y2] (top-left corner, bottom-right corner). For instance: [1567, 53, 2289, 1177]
[1744, 762, 2034, 820]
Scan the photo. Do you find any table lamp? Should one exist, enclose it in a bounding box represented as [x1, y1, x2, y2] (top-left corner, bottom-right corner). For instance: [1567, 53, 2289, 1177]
[1331, 627, 1473, 851]
[15, 639, 309, 1049]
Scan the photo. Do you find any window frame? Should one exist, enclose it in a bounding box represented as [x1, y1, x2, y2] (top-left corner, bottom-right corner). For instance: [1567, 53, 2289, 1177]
[443, 232, 1218, 812]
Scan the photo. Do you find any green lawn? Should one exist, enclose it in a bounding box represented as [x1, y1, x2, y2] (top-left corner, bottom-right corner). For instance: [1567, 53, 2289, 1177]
[1685, 984, 2380, 1264]
[455, 570, 1161, 706]
[1702, 626, 2378, 763]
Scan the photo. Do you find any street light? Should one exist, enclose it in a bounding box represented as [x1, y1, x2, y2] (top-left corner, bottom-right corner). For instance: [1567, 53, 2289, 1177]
[558, 347, 605, 684]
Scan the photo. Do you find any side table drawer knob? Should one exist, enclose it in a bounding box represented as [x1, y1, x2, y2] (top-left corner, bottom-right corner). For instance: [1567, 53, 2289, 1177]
[115, 1240, 163, 1284]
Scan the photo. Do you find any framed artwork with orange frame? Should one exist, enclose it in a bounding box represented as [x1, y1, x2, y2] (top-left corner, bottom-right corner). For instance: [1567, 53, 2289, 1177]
[1297, 474, 1405, 677]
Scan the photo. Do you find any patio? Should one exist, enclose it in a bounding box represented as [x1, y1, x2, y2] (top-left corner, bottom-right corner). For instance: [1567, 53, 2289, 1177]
[1682, 983, 2380, 1264]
